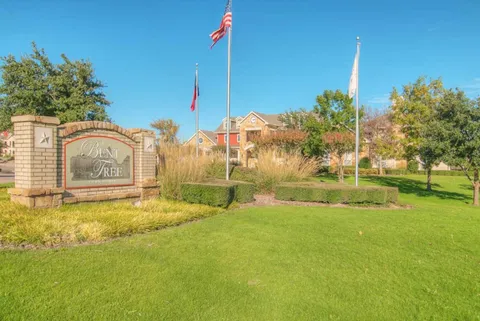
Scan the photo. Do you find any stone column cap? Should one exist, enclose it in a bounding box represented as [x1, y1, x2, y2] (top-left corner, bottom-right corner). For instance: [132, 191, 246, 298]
[11, 115, 60, 125]
[130, 128, 156, 136]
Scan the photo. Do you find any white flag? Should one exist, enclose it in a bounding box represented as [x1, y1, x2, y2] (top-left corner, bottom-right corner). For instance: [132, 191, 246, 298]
[348, 52, 358, 98]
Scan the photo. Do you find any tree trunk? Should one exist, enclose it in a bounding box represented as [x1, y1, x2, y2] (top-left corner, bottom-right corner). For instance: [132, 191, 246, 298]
[338, 165, 344, 183]
[426, 167, 432, 192]
[379, 156, 383, 176]
[473, 169, 479, 206]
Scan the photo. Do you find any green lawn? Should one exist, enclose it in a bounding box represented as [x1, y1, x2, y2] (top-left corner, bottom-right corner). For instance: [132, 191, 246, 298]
[1, 176, 480, 320]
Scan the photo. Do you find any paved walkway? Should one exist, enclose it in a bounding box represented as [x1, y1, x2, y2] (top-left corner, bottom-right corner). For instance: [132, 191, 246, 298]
[0, 160, 15, 183]
[0, 173, 14, 184]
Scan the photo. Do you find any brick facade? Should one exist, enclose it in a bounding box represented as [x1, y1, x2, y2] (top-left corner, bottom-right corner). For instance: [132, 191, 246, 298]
[8, 115, 159, 208]
[239, 112, 277, 167]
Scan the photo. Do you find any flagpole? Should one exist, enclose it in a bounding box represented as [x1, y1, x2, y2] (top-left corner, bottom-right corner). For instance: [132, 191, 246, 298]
[225, 26, 232, 180]
[355, 36, 361, 187]
[195, 63, 199, 158]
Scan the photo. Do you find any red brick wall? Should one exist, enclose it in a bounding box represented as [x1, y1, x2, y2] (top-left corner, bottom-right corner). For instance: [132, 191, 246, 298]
[217, 133, 240, 146]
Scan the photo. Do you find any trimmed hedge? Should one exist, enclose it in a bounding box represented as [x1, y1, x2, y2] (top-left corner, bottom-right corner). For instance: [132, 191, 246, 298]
[181, 183, 235, 208]
[326, 167, 472, 177]
[208, 179, 255, 203]
[385, 169, 407, 175]
[343, 168, 379, 175]
[181, 180, 255, 207]
[386, 169, 471, 176]
[275, 183, 398, 204]
[409, 169, 472, 176]
[230, 180, 255, 203]
[206, 163, 259, 187]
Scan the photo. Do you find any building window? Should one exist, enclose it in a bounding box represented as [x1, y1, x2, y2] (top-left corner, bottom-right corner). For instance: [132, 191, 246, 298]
[237, 134, 240, 142]
[223, 120, 227, 130]
[198, 137, 203, 144]
[224, 134, 227, 142]
[344, 153, 353, 166]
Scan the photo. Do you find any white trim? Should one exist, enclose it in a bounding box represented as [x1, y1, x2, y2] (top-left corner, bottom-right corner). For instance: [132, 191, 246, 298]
[238, 111, 269, 125]
[245, 127, 262, 131]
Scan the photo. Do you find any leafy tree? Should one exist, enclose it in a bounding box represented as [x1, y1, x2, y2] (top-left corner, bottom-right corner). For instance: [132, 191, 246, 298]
[304, 90, 363, 182]
[150, 119, 179, 144]
[363, 108, 401, 176]
[279, 109, 313, 130]
[390, 76, 444, 189]
[315, 89, 361, 134]
[427, 89, 480, 205]
[417, 131, 444, 191]
[0, 42, 110, 130]
[322, 132, 355, 183]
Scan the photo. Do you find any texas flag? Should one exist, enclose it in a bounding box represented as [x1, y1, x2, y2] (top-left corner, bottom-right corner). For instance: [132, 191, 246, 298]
[190, 74, 199, 112]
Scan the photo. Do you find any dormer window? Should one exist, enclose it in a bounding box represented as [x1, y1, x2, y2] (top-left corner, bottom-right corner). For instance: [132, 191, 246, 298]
[223, 120, 227, 130]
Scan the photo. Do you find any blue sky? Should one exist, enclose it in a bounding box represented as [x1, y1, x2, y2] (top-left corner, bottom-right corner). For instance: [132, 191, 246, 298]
[1, 0, 479, 140]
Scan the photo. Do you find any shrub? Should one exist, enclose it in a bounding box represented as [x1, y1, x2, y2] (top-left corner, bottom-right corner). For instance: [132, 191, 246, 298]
[384, 169, 407, 175]
[318, 166, 330, 174]
[157, 144, 222, 200]
[407, 160, 419, 172]
[373, 168, 471, 177]
[230, 180, 255, 203]
[275, 183, 398, 204]
[181, 183, 235, 208]
[206, 163, 259, 187]
[385, 187, 399, 203]
[206, 179, 255, 204]
[429, 170, 469, 176]
[359, 157, 372, 169]
[343, 168, 379, 175]
[256, 148, 320, 192]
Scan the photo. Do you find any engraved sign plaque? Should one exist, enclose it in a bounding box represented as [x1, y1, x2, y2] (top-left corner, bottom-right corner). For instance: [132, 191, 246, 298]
[64, 136, 134, 189]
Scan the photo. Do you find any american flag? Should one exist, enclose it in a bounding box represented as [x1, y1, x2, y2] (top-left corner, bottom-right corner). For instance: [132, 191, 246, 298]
[209, 0, 232, 48]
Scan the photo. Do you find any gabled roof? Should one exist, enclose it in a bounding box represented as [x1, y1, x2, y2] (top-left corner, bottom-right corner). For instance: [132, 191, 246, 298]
[239, 111, 284, 127]
[201, 130, 217, 143]
[186, 130, 217, 145]
[214, 117, 240, 133]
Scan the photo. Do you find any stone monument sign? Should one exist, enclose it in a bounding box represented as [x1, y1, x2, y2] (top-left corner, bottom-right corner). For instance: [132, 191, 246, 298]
[8, 115, 159, 208]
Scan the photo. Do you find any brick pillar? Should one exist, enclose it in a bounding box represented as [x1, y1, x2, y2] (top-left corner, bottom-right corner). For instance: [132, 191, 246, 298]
[131, 129, 159, 200]
[8, 115, 64, 208]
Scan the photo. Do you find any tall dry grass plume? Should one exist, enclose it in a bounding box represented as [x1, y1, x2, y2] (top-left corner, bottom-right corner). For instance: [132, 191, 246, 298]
[256, 147, 320, 192]
[157, 144, 221, 200]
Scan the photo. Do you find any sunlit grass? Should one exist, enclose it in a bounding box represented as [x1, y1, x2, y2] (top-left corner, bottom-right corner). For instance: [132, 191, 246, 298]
[1, 177, 480, 320]
[0, 185, 222, 247]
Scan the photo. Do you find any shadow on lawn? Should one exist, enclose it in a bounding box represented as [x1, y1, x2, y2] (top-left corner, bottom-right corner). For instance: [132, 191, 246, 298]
[362, 176, 471, 202]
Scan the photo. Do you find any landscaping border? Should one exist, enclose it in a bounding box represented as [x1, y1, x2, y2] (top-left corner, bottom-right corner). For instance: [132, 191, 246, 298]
[275, 183, 398, 205]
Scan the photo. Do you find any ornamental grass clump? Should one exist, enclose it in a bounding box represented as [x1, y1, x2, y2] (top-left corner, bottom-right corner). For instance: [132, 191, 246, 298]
[255, 148, 319, 192]
[157, 144, 222, 200]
